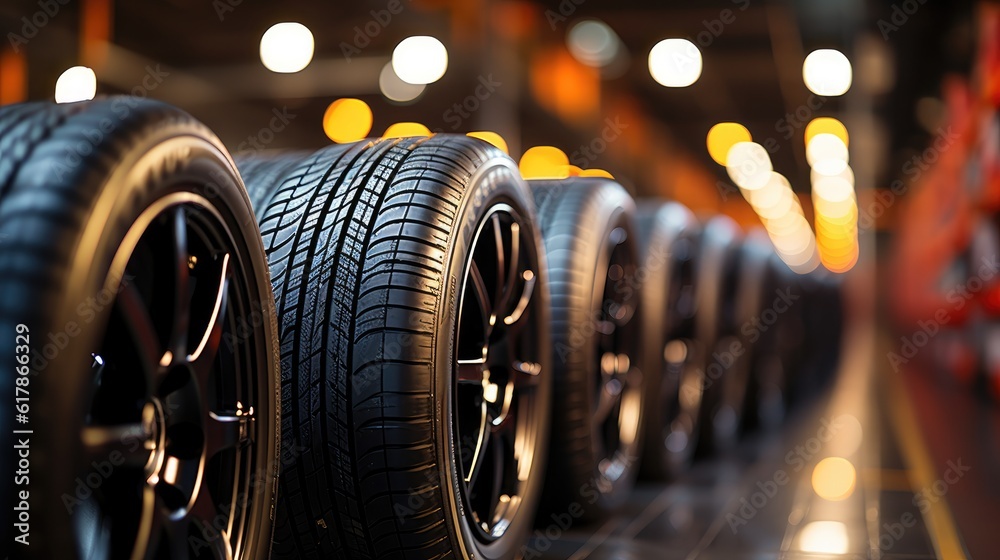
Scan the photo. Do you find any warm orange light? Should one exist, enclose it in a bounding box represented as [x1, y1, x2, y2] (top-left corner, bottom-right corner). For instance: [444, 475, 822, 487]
[707, 122, 752, 166]
[579, 168, 614, 179]
[519, 146, 570, 179]
[1, 49, 28, 104]
[466, 131, 509, 154]
[821, 248, 859, 273]
[805, 117, 849, 148]
[383, 122, 432, 138]
[530, 48, 600, 124]
[323, 98, 373, 143]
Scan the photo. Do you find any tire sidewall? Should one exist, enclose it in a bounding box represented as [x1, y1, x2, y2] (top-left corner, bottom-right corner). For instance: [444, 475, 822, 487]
[435, 158, 552, 560]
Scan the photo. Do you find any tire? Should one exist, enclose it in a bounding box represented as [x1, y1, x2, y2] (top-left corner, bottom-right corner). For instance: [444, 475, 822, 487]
[233, 152, 307, 213]
[530, 178, 643, 519]
[694, 215, 744, 455]
[770, 257, 809, 408]
[736, 229, 786, 432]
[0, 98, 280, 560]
[800, 272, 844, 395]
[240, 136, 552, 560]
[634, 201, 702, 480]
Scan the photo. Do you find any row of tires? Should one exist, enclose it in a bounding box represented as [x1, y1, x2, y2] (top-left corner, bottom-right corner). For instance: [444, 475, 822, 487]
[0, 98, 842, 560]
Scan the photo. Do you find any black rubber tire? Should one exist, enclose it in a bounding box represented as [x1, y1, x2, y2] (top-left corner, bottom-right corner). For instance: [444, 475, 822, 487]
[736, 229, 787, 432]
[0, 99, 280, 560]
[770, 256, 809, 409]
[694, 215, 745, 456]
[634, 201, 702, 480]
[240, 136, 553, 560]
[530, 178, 643, 520]
[799, 271, 844, 397]
[233, 152, 308, 213]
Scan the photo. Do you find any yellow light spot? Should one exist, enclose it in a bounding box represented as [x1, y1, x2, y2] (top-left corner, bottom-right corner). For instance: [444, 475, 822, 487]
[707, 122, 752, 165]
[811, 457, 857, 501]
[567, 165, 583, 176]
[323, 98, 372, 143]
[519, 146, 569, 179]
[579, 168, 614, 179]
[805, 117, 849, 148]
[383, 122, 432, 138]
[466, 131, 509, 154]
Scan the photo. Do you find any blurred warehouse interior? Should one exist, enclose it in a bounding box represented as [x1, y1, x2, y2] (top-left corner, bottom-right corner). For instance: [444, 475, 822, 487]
[0, 0, 970, 233]
[5, 0, 1000, 558]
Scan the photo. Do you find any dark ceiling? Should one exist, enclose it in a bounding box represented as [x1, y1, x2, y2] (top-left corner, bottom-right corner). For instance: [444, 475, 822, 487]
[0, 0, 975, 200]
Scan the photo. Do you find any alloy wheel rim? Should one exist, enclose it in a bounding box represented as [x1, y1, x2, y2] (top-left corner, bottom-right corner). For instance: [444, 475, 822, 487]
[454, 205, 542, 542]
[661, 235, 700, 466]
[592, 226, 642, 489]
[76, 194, 265, 560]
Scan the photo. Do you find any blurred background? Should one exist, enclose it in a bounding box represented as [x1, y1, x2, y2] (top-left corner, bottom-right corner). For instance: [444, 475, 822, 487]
[2, 0, 999, 558]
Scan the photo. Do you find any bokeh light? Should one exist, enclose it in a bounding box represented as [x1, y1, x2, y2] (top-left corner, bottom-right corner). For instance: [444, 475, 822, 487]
[323, 98, 373, 143]
[797, 521, 849, 554]
[803, 49, 852, 96]
[383, 122, 432, 138]
[54, 66, 97, 103]
[805, 117, 849, 148]
[567, 19, 621, 68]
[579, 168, 614, 179]
[466, 131, 509, 154]
[379, 62, 425, 103]
[707, 122, 752, 166]
[392, 36, 449, 85]
[649, 38, 702, 87]
[811, 457, 857, 501]
[519, 146, 570, 179]
[260, 22, 314, 73]
[726, 141, 773, 190]
[806, 133, 850, 176]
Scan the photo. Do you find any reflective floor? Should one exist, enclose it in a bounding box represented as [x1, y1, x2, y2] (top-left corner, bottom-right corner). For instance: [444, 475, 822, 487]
[535, 322, 993, 559]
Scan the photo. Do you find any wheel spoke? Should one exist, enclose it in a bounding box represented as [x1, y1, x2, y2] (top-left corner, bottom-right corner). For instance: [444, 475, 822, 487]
[503, 270, 535, 329]
[82, 423, 152, 468]
[464, 400, 490, 487]
[170, 207, 191, 360]
[118, 282, 167, 377]
[486, 430, 506, 527]
[512, 360, 542, 389]
[457, 358, 486, 385]
[594, 385, 622, 426]
[163, 516, 192, 560]
[134, 487, 167, 560]
[192, 524, 233, 560]
[491, 213, 505, 310]
[204, 410, 250, 459]
[595, 353, 627, 426]
[189, 254, 231, 368]
[468, 260, 494, 334]
[188, 489, 233, 560]
[495, 220, 520, 317]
